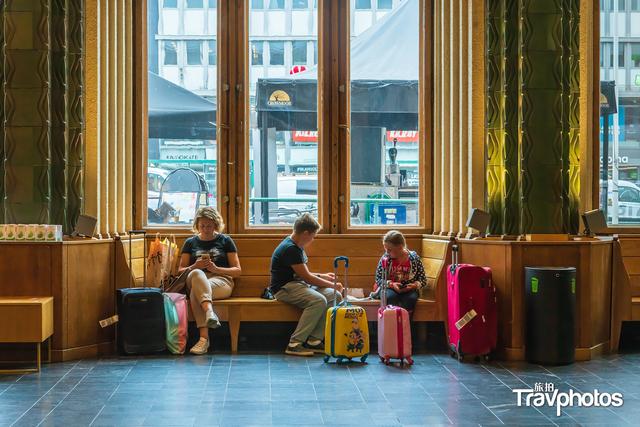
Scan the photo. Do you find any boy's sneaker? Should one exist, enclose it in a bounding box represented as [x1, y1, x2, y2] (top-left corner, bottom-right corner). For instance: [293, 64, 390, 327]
[304, 339, 325, 354]
[285, 342, 314, 357]
[190, 338, 210, 355]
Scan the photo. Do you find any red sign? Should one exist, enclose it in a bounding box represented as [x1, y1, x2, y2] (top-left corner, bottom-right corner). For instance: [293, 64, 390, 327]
[292, 130, 318, 142]
[291, 130, 419, 143]
[386, 130, 418, 142]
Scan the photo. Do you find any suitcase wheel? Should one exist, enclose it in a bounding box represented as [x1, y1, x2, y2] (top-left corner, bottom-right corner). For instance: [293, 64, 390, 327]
[336, 357, 345, 364]
[383, 356, 391, 365]
[360, 354, 367, 364]
[483, 354, 491, 362]
[323, 355, 330, 363]
[406, 357, 414, 366]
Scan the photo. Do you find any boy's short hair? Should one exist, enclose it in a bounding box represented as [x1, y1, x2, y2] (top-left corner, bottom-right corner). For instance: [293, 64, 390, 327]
[293, 213, 322, 235]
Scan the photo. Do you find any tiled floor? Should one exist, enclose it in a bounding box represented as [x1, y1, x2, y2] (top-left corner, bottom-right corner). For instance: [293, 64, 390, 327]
[1, 352, 640, 427]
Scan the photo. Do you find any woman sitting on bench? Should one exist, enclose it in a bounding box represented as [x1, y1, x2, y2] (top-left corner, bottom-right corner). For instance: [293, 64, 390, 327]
[178, 207, 242, 355]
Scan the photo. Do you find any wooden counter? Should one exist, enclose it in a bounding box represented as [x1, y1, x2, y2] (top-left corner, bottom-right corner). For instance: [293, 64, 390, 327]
[0, 240, 114, 361]
[457, 238, 613, 361]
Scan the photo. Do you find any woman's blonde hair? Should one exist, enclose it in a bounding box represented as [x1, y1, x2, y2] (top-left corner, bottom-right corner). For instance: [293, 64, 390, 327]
[193, 206, 225, 233]
[383, 230, 406, 247]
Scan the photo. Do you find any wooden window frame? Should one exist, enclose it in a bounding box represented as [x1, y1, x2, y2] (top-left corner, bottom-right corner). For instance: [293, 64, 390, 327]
[337, 0, 432, 234]
[592, 1, 640, 234]
[134, 0, 433, 234]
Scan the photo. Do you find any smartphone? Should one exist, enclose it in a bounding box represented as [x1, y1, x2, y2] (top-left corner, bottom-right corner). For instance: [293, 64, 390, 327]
[200, 253, 210, 260]
[399, 283, 407, 289]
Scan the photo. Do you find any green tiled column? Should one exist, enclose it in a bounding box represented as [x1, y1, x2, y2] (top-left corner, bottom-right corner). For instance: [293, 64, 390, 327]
[3, 0, 52, 224]
[486, 0, 580, 235]
[0, 0, 83, 231]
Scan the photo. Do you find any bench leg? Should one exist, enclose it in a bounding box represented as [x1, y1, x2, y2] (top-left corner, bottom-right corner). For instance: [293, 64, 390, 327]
[228, 314, 240, 354]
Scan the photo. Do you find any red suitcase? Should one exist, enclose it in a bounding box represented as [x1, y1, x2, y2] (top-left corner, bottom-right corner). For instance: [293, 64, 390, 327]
[446, 244, 497, 361]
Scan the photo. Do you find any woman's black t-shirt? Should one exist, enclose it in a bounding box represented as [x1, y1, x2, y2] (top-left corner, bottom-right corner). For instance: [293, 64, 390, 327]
[181, 234, 238, 268]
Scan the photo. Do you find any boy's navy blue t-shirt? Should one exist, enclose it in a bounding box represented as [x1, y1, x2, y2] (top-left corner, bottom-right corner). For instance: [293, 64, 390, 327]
[270, 236, 307, 293]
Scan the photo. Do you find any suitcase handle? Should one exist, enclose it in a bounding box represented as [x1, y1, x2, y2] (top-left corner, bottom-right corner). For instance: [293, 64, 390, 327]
[333, 256, 349, 307]
[381, 255, 389, 308]
[128, 230, 147, 288]
[333, 256, 349, 268]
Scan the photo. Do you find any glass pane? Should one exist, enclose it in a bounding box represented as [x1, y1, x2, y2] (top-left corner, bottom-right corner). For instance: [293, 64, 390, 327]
[248, 0, 319, 226]
[269, 41, 285, 65]
[378, 0, 392, 9]
[186, 0, 204, 8]
[292, 41, 307, 65]
[349, 0, 420, 226]
[147, 0, 217, 225]
[599, 2, 640, 224]
[210, 0, 217, 7]
[356, 0, 372, 9]
[251, 41, 264, 65]
[252, 0, 264, 8]
[187, 41, 202, 65]
[269, 0, 285, 9]
[293, 0, 309, 9]
[163, 41, 178, 65]
[208, 40, 217, 65]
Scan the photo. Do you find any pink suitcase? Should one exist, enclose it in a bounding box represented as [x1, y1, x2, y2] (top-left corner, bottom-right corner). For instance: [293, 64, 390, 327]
[446, 244, 497, 362]
[377, 256, 413, 366]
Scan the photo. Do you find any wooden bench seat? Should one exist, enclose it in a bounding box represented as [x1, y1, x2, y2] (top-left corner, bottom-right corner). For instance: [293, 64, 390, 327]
[611, 236, 640, 352]
[116, 235, 452, 353]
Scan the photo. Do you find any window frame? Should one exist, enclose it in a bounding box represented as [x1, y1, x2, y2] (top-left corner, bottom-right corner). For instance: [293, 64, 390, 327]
[339, 0, 432, 233]
[593, 1, 640, 232]
[136, 0, 433, 234]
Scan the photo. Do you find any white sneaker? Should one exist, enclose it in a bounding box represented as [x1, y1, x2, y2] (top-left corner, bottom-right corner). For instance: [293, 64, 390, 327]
[190, 338, 210, 355]
[205, 309, 221, 329]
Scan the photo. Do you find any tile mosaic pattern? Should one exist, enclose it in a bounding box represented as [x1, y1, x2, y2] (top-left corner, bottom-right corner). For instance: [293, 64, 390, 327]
[1, 352, 639, 426]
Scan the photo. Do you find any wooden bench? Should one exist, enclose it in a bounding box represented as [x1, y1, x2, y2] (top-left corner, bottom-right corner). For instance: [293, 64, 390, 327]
[611, 236, 640, 352]
[116, 235, 452, 353]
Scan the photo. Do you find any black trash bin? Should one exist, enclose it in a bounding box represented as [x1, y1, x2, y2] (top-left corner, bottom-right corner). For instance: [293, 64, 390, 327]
[525, 267, 576, 365]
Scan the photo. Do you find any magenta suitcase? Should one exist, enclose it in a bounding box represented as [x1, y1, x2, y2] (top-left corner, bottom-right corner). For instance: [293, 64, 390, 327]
[377, 256, 413, 366]
[446, 244, 497, 361]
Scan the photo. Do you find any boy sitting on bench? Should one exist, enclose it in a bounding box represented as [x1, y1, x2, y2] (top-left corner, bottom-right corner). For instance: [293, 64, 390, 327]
[270, 213, 343, 356]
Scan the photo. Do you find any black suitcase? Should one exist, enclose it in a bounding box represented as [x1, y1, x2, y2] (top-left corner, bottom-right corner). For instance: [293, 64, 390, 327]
[116, 230, 166, 355]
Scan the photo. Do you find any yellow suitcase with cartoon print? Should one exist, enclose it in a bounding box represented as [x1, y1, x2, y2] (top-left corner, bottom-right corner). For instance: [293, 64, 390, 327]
[323, 257, 369, 363]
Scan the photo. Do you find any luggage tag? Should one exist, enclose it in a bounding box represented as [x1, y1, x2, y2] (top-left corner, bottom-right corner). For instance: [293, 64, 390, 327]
[99, 314, 119, 328]
[455, 309, 477, 330]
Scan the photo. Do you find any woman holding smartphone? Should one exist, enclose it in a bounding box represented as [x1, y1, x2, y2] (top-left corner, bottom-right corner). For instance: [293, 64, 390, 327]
[178, 207, 241, 354]
[372, 230, 427, 314]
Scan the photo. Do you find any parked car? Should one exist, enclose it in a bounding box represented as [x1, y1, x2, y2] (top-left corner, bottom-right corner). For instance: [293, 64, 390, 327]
[602, 179, 640, 224]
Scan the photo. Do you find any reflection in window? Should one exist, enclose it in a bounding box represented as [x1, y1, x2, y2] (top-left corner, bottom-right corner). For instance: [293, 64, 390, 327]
[349, 0, 420, 226]
[252, 0, 264, 8]
[599, 1, 640, 225]
[187, 41, 202, 65]
[147, 0, 217, 226]
[164, 41, 178, 65]
[269, 41, 285, 65]
[292, 41, 307, 65]
[248, 0, 318, 225]
[251, 42, 264, 65]
[208, 40, 217, 65]
[356, 0, 372, 9]
[378, 0, 393, 9]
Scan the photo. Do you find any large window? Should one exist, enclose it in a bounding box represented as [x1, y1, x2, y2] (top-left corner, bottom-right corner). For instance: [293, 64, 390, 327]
[247, 0, 319, 226]
[144, 0, 429, 231]
[348, 0, 420, 226]
[147, 1, 217, 225]
[599, 2, 640, 224]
